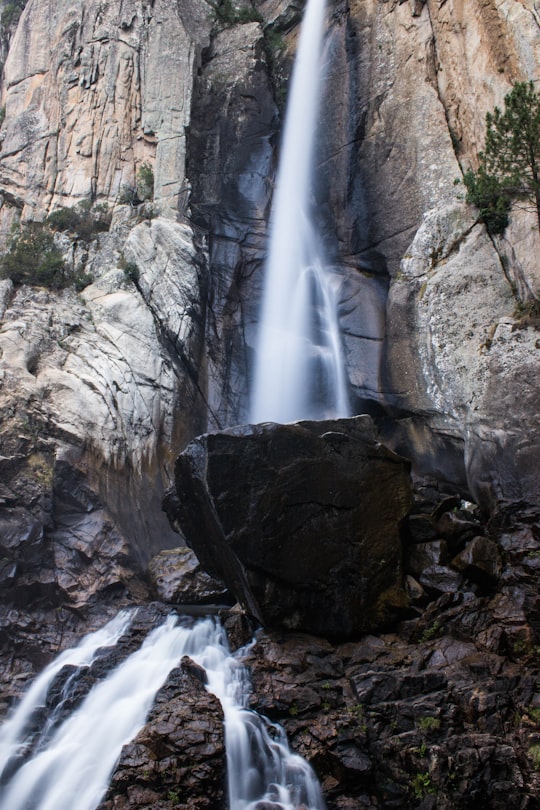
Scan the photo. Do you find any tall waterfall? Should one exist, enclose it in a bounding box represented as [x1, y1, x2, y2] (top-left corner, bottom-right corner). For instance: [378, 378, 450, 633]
[0, 614, 325, 810]
[250, 0, 349, 424]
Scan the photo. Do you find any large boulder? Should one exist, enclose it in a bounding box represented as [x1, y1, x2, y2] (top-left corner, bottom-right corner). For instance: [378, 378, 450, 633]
[165, 417, 413, 640]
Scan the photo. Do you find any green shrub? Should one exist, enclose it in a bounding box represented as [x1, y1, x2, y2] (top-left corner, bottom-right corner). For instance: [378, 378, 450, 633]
[119, 254, 139, 284]
[411, 771, 436, 800]
[118, 185, 141, 207]
[417, 716, 441, 732]
[211, 0, 262, 27]
[46, 202, 111, 241]
[529, 744, 540, 771]
[47, 206, 83, 232]
[136, 162, 154, 202]
[0, 223, 67, 289]
[419, 619, 442, 643]
[463, 81, 540, 234]
[1, 1, 27, 28]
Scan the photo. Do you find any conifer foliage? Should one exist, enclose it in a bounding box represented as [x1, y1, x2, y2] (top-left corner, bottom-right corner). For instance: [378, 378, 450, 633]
[464, 81, 540, 234]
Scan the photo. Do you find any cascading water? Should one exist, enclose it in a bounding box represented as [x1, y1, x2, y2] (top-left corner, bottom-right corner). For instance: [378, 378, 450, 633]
[0, 615, 207, 810]
[250, 0, 349, 424]
[0, 615, 325, 810]
[0, 609, 133, 783]
[192, 621, 326, 810]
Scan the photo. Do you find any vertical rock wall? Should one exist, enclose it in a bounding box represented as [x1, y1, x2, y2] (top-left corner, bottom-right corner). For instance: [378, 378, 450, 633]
[0, 0, 214, 618]
[0, 0, 210, 219]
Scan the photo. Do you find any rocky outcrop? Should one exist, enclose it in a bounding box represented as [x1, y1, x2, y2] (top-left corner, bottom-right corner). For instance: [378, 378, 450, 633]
[385, 203, 540, 508]
[146, 547, 231, 606]
[166, 417, 413, 639]
[0, 0, 211, 220]
[99, 661, 226, 810]
[243, 498, 540, 810]
[338, 0, 540, 504]
[3, 489, 540, 810]
[187, 16, 278, 426]
[0, 214, 209, 653]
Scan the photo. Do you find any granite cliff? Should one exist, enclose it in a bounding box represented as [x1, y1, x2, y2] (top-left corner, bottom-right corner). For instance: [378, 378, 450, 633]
[0, 0, 539, 807]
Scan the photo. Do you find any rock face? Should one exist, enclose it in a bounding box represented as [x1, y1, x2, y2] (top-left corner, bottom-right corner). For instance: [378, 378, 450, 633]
[146, 547, 230, 606]
[0, 214, 208, 642]
[243, 499, 540, 810]
[339, 0, 540, 505]
[0, 0, 211, 219]
[99, 661, 226, 810]
[166, 417, 413, 639]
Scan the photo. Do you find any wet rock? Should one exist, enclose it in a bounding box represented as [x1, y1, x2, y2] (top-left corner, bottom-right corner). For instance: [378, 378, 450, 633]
[242, 505, 540, 808]
[166, 417, 412, 640]
[146, 547, 230, 605]
[99, 665, 225, 810]
[405, 574, 425, 603]
[419, 565, 464, 595]
[435, 512, 481, 551]
[220, 605, 258, 651]
[406, 513, 439, 544]
[452, 536, 502, 588]
[406, 540, 447, 579]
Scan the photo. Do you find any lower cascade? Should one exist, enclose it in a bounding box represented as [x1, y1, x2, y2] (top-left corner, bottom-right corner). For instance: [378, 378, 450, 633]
[0, 613, 326, 810]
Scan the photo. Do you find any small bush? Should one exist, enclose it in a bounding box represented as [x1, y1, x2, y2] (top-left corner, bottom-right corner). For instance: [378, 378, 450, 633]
[0, 223, 67, 289]
[118, 185, 141, 207]
[136, 162, 154, 202]
[264, 28, 286, 55]
[513, 299, 540, 330]
[529, 744, 540, 771]
[417, 716, 441, 732]
[411, 772, 436, 800]
[1, 1, 27, 28]
[46, 202, 111, 241]
[47, 206, 83, 232]
[419, 620, 442, 643]
[119, 254, 139, 284]
[0, 220, 99, 291]
[211, 0, 262, 26]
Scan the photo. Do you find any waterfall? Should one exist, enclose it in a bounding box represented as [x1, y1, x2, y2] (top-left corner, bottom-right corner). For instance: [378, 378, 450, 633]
[250, 0, 349, 424]
[0, 609, 133, 784]
[0, 614, 325, 810]
[192, 621, 326, 810]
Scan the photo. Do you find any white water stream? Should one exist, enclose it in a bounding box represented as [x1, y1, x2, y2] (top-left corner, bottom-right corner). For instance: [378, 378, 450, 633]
[250, 0, 349, 424]
[0, 615, 325, 810]
[192, 620, 326, 810]
[0, 609, 133, 784]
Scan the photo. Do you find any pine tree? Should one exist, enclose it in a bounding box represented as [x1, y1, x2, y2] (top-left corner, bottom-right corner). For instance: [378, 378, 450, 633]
[464, 81, 540, 234]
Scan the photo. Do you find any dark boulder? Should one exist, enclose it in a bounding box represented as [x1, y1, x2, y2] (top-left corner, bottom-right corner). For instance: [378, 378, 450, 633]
[98, 663, 225, 810]
[165, 417, 413, 640]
